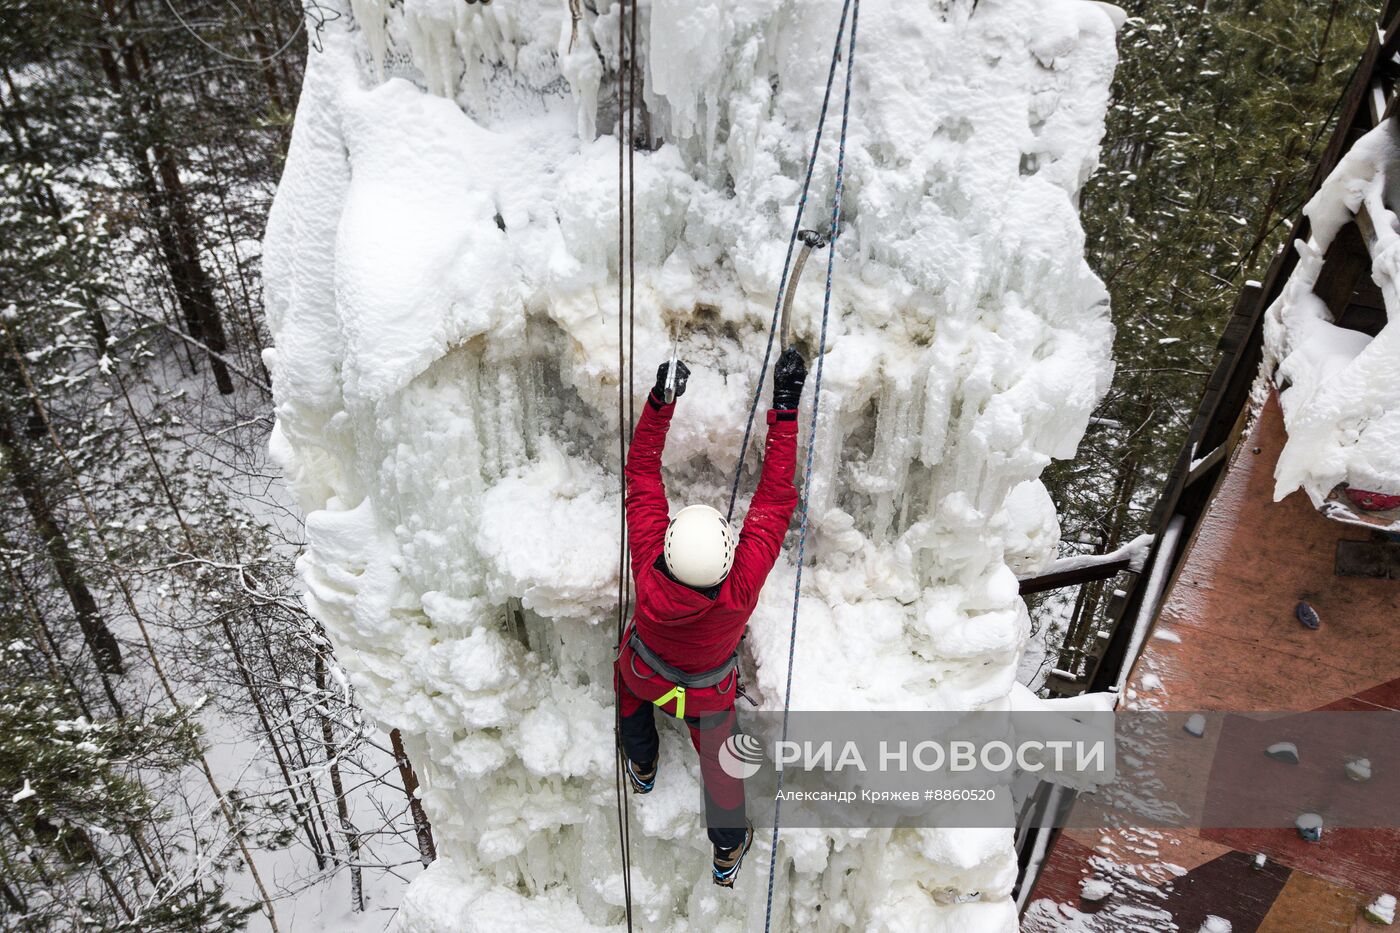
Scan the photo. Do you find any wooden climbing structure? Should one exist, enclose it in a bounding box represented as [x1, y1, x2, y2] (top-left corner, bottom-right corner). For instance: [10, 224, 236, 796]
[1015, 0, 1400, 927]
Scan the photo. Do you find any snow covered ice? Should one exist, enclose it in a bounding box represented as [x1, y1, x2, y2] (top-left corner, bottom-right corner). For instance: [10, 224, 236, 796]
[1263, 120, 1400, 518]
[262, 0, 1120, 929]
[1367, 893, 1397, 925]
[1078, 877, 1112, 902]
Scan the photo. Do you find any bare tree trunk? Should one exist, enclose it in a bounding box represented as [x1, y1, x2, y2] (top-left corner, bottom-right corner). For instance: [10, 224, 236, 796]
[1312, 0, 1342, 83]
[225, 616, 329, 869]
[1, 810, 53, 890]
[1236, 137, 1299, 277]
[0, 846, 25, 912]
[210, 181, 273, 385]
[246, 18, 288, 114]
[1058, 573, 1092, 675]
[93, 0, 234, 395]
[316, 654, 363, 912]
[125, 822, 163, 890]
[150, 140, 235, 395]
[71, 826, 135, 922]
[252, 611, 337, 862]
[0, 539, 106, 718]
[0, 69, 111, 352]
[0, 414, 123, 675]
[1068, 449, 1141, 659]
[390, 728, 437, 866]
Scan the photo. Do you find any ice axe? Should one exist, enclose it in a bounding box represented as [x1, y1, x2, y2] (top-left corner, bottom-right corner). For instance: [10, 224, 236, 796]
[778, 229, 830, 350]
[662, 343, 680, 404]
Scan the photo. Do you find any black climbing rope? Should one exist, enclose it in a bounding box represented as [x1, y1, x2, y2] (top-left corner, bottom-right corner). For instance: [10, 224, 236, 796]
[613, 0, 640, 928]
[762, 2, 860, 929]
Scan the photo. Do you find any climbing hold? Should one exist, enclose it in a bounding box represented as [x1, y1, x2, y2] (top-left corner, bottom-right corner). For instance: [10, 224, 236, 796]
[1346, 758, 1373, 782]
[1184, 713, 1206, 737]
[1296, 812, 1323, 842]
[1345, 488, 1400, 512]
[1365, 893, 1396, 925]
[1265, 742, 1299, 764]
[1295, 601, 1321, 630]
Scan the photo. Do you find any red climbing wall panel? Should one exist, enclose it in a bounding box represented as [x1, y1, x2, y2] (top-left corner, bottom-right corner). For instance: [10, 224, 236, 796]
[1024, 391, 1400, 931]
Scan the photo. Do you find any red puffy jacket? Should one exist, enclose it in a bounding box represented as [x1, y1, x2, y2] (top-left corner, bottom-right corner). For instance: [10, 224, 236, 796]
[623, 397, 799, 676]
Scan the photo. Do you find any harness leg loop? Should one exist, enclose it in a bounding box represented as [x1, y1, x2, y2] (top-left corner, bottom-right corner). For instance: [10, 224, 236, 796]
[654, 684, 686, 719]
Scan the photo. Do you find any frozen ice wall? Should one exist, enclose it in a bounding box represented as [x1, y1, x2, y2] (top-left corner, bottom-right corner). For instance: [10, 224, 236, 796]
[262, 0, 1119, 929]
[1263, 120, 1400, 513]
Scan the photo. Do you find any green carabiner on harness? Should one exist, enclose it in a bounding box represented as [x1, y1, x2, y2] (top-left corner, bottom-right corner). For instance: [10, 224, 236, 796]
[653, 684, 686, 719]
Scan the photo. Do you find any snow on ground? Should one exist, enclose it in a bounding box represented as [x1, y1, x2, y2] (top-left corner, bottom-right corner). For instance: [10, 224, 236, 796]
[263, 0, 1120, 929]
[1263, 119, 1400, 510]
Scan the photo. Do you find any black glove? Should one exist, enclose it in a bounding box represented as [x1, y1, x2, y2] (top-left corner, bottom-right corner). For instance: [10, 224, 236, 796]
[652, 359, 690, 404]
[772, 346, 807, 411]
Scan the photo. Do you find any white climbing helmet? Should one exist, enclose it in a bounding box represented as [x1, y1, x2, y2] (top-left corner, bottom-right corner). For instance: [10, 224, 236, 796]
[664, 505, 735, 588]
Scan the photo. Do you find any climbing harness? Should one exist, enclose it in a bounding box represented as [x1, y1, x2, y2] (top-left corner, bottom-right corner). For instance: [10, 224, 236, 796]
[760, 2, 861, 929]
[625, 626, 739, 721]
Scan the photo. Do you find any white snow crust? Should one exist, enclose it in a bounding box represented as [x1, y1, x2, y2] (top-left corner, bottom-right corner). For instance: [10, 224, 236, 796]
[1020, 531, 1152, 582]
[1263, 121, 1400, 510]
[1078, 877, 1112, 902]
[263, 0, 1119, 929]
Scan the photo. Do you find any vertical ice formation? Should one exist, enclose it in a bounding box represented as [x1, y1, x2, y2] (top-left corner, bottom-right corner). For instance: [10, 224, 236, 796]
[1263, 120, 1400, 509]
[262, 0, 1118, 929]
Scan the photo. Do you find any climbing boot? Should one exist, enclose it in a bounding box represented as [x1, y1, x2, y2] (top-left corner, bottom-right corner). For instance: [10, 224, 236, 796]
[625, 756, 657, 795]
[712, 823, 754, 888]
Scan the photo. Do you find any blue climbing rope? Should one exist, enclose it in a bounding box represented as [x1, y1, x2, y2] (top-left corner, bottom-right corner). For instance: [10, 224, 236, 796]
[725, 0, 855, 523]
[763, 2, 860, 929]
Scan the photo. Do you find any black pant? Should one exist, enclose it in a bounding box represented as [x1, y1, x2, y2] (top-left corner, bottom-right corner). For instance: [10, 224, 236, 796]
[619, 694, 748, 850]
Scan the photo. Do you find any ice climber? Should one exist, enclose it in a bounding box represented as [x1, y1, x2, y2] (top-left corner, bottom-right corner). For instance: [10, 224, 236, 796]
[615, 347, 807, 888]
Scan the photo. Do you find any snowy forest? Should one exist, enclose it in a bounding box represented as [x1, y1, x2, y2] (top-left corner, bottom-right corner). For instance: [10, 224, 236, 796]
[0, 0, 1381, 930]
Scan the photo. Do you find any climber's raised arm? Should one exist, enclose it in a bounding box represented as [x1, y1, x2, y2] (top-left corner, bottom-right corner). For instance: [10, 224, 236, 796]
[616, 352, 801, 888]
[624, 360, 692, 571]
[727, 347, 806, 606]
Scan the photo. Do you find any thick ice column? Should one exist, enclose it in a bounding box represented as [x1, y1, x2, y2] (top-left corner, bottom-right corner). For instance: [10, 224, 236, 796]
[264, 0, 1119, 929]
